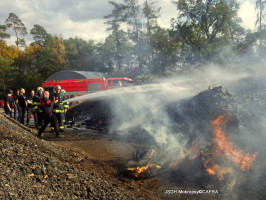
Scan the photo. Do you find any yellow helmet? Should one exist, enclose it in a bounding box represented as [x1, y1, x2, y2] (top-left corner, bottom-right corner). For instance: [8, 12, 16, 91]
[61, 89, 66, 94]
[37, 87, 43, 93]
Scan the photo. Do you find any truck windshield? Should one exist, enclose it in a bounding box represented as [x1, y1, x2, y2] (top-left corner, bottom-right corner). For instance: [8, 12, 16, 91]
[122, 80, 134, 86]
[112, 80, 122, 87]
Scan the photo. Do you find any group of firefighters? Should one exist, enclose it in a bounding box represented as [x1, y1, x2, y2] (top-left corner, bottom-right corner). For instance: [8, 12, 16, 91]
[3, 85, 69, 138]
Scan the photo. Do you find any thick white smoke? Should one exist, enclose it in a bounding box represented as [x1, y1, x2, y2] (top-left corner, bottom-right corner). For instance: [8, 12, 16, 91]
[66, 63, 263, 159]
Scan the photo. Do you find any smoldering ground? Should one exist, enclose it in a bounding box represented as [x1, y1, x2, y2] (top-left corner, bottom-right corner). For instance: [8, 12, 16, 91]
[66, 64, 266, 199]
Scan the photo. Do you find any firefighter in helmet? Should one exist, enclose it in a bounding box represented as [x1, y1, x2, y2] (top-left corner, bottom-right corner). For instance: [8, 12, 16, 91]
[60, 89, 69, 126]
[61, 90, 69, 110]
[50, 85, 65, 132]
[37, 91, 61, 138]
[32, 86, 44, 130]
[61, 89, 69, 111]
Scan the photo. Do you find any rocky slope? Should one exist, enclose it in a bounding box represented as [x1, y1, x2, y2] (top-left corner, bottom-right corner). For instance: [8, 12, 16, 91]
[0, 113, 144, 200]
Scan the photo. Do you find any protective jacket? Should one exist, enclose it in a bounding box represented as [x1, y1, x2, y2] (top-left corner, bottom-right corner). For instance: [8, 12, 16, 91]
[32, 93, 43, 113]
[40, 97, 54, 117]
[62, 95, 69, 111]
[51, 92, 64, 113]
[38, 96, 59, 137]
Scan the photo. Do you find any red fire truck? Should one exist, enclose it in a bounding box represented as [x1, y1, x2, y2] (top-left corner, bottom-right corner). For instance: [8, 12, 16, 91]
[42, 70, 134, 96]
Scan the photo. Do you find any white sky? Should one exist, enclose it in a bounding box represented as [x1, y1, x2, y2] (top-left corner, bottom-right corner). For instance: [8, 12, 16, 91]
[0, 0, 258, 45]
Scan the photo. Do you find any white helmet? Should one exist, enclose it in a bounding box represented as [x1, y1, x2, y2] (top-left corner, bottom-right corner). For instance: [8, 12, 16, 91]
[37, 87, 43, 93]
[54, 85, 61, 91]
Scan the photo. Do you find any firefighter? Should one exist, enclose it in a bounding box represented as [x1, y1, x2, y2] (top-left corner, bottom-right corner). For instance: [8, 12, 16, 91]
[50, 85, 65, 132]
[4, 90, 13, 117]
[16, 88, 27, 125]
[12, 89, 20, 120]
[60, 89, 69, 126]
[26, 90, 37, 127]
[37, 91, 60, 138]
[61, 89, 69, 110]
[33, 87, 44, 130]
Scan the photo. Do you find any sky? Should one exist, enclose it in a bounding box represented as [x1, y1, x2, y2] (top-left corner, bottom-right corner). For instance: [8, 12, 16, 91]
[0, 0, 258, 45]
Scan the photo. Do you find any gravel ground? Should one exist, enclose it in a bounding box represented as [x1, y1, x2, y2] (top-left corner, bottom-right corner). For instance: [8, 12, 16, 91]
[0, 113, 148, 200]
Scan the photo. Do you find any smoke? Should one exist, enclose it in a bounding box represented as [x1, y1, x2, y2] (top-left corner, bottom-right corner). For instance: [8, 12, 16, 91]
[66, 62, 266, 198]
[65, 64, 250, 104]
[66, 63, 266, 151]
[104, 63, 265, 199]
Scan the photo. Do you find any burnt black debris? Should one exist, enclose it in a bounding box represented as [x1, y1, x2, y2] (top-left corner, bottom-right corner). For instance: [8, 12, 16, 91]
[169, 86, 239, 128]
[168, 86, 264, 146]
[66, 100, 111, 132]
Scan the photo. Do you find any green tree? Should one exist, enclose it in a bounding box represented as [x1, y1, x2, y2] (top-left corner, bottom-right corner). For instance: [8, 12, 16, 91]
[30, 24, 48, 46]
[13, 44, 43, 72]
[234, 31, 258, 59]
[9, 44, 43, 92]
[65, 37, 97, 71]
[94, 35, 117, 74]
[0, 24, 10, 39]
[124, 0, 142, 43]
[104, 1, 128, 70]
[256, 0, 266, 55]
[151, 28, 180, 75]
[123, 0, 145, 72]
[143, 0, 160, 69]
[256, 0, 266, 32]
[0, 55, 14, 96]
[35, 34, 68, 80]
[5, 13, 28, 47]
[171, 0, 244, 66]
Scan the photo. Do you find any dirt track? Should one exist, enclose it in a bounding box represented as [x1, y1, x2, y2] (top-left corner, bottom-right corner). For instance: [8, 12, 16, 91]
[45, 129, 170, 200]
[37, 126, 223, 200]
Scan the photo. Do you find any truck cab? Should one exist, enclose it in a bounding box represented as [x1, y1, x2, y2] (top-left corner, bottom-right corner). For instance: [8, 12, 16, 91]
[106, 78, 134, 90]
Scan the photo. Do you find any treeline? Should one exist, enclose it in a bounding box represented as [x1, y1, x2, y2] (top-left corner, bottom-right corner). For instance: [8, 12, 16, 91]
[0, 0, 266, 98]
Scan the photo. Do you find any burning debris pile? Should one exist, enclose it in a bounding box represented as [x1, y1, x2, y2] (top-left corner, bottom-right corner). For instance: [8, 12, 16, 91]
[122, 86, 265, 198]
[124, 148, 165, 179]
[65, 83, 265, 198]
[168, 86, 259, 175]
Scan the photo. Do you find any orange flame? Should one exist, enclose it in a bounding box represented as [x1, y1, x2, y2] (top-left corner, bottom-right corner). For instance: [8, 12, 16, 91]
[169, 160, 178, 168]
[135, 166, 149, 177]
[211, 115, 258, 171]
[204, 160, 224, 180]
[204, 163, 220, 175]
[134, 164, 158, 177]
